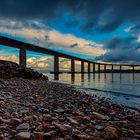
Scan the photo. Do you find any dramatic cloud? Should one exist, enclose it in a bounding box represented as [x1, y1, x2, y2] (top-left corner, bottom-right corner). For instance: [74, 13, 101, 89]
[0, 19, 104, 56]
[1, 0, 140, 64]
[0, 0, 140, 32]
[95, 36, 140, 64]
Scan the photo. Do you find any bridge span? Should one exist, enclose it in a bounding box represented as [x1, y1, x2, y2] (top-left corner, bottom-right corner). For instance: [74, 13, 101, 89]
[0, 35, 139, 78]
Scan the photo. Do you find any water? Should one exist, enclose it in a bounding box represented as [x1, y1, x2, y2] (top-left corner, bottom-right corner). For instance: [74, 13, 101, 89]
[45, 73, 140, 110]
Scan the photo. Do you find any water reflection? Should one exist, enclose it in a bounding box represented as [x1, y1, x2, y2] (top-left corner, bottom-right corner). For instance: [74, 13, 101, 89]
[104, 73, 106, 79]
[88, 74, 91, 82]
[71, 73, 75, 84]
[53, 73, 140, 95]
[111, 73, 114, 82]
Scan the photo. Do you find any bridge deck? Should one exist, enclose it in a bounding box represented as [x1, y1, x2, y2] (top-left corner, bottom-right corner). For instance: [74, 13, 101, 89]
[0, 35, 139, 67]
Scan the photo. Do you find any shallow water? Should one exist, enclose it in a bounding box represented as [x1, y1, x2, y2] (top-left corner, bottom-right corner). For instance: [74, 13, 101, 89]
[45, 73, 140, 110]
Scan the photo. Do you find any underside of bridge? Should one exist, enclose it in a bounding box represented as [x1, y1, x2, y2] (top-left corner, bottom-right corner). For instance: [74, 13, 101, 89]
[0, 35, 140, 80]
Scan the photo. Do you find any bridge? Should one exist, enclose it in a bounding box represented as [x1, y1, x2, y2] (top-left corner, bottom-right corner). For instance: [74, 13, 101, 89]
[0, 35, 140, 79]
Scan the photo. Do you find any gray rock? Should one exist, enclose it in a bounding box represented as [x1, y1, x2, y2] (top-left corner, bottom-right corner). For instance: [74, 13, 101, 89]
[16, 132, 31, 140]
[54, 108, 65, 114]
[16, 123, 30, 132]
[94, 125, 104, 131]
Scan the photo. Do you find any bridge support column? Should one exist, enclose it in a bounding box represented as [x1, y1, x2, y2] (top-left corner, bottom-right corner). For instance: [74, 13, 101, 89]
[71, 59, 75, 73]
[104, 65, 106, 73]
[120, 65, 122, 72]
[19, 48, 26, 68]
[88, 63, 90, 73]
[111, 65, 114, 73]
[54, 55, 59, 74]
[132, 66, 135, 72]
[81, 61, 84, 73]
[98, 64, 100, 73]
[93, 63, 95, 73]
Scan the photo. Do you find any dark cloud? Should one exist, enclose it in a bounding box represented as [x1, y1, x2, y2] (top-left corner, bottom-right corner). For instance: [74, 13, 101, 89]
[95, 36, 140, 64]
[69, 43, 78, 48]
[0, 0, 140, 33]
[0, 19, 50, 31]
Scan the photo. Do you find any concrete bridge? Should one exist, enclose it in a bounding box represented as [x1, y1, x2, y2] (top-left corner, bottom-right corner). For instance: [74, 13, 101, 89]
[0, 35, 140, 79]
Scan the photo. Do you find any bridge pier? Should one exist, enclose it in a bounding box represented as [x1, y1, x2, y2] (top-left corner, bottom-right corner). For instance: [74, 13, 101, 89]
[98, 64, 100, 73]
[88, 63, 90, 73]
[19, 48, 26, 68]
[71, 59, 75, 73]
[54, 55, 59, 74]
[93, 63, 95, 73]
[111, 65, 114, 72]
[104, 64, 106, 73]
[120, 65, 122, 72]
[132, 66, 135, 72]
[81, 61, 84, 73]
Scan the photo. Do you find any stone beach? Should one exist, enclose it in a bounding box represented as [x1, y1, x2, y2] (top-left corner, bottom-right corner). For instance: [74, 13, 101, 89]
[0, 61, 140, 140]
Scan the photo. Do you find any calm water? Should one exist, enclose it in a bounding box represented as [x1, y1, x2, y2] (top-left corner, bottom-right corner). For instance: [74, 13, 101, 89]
[45, 73, 140, 110]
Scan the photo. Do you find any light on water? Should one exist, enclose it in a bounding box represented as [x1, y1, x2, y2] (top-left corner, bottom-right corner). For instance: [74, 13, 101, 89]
[46, 73, 140, 110]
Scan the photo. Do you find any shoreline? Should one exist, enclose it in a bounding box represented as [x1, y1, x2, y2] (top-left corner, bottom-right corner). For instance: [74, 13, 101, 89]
[0, 78, 140, 139]
[51, 79, 140, 113]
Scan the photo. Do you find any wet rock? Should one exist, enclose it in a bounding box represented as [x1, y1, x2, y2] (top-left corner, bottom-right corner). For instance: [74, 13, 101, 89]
[53, 123, 68, 133]
[16, 123, 30, 132]
[105, 126, 118, 139]
[43, 131, 57, 139]
[20, 109, 29, 114]
[67, 117, 78, 125]
[10, 130, 17, 135]
[94, 125, 104, 131]
[2, 112, 9, 119]
[91, 112, 109, 120]
[0, 100, 5, 108]
[24, 116, 32, 121]
[35, 131, 57, 140]
[63, 124, 72, 131]
[54, 108, 65, 114]
[16, 132, 31, 140]
[43, 114, 53, 122]
[43, 123, 55, 130]
[73, 133, 92, 139]
[10, 118, 22, 125]
[75, 111, 84, 116]
[12, 112, 19, 117]
[1, 119, 10, 123]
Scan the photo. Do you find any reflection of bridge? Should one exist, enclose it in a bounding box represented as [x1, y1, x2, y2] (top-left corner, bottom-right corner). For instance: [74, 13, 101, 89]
[0, 35, 140, 79]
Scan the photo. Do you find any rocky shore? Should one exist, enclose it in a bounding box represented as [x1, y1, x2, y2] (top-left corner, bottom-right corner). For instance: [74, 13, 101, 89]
[0, 61, 140, 140]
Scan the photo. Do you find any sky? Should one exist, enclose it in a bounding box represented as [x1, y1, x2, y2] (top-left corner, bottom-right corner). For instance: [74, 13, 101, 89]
[1, 0, 140, 70]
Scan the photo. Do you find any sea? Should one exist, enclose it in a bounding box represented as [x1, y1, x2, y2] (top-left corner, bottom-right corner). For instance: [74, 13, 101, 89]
[45, 73, 140, 111]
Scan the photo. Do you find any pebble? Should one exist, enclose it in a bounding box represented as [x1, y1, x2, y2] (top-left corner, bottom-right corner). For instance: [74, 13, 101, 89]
[67, 117, 78, 125]
[16, 123, 30, 132]
[54, 108, 65, 114]
[10, 118, 22, 125]
[94, 125, 104, 131]
[0, 60, 139, 139]
[16, 132, 31, 140]
[105, 126, 118, 139]
[91, 111, 109, 120]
